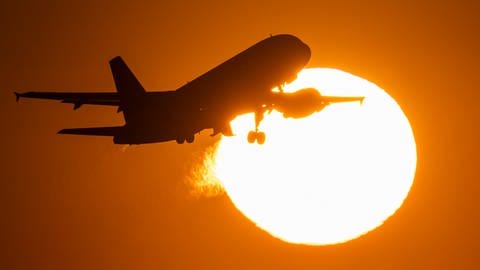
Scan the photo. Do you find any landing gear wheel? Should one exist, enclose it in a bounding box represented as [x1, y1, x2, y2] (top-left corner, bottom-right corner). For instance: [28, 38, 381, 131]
[256, 132, 266, 145]
[186, 134, 194, 143]
[246, 107, 267, 144]
[176, 137, 185, 144]
[247, 131, 256, 144]
[246, 131, 266, 144]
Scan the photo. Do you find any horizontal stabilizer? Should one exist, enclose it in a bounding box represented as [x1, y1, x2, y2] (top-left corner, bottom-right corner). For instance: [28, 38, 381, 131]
[13, 91, 120, 109]
[58, 126, 123, 136]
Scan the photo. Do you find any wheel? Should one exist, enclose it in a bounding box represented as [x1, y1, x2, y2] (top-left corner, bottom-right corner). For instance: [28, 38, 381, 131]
[247, 131, 256, 144]
[186, 134, 194, 143]
[256, 132, 266, 145]
[176, 137, 185, 144]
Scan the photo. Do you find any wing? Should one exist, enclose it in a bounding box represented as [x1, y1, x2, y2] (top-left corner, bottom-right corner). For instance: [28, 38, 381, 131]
[322, 96, 365, 104]
[14, 91, 120, 110]
[58, 126, 122, 136]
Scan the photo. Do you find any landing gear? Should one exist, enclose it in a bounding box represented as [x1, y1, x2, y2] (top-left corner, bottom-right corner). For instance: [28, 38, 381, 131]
[247, 130, 266, 144]
[247, 109, 266, 145]
[185, 134, 194, 143]
[247, 131, 256, 144]
[257, 131, 266, 144]
[176, 134, 195, 144]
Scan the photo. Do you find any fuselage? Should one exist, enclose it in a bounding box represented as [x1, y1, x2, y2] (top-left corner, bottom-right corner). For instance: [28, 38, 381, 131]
[121, 34, 311, 143]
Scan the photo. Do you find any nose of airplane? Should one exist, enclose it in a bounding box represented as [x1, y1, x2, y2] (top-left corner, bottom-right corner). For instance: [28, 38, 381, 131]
[300, 41, 311, 65]
[269, 34, 311, 67]
[287, 34, 311, 65]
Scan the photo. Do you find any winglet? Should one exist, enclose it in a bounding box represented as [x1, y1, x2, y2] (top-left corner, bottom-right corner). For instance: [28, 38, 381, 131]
[359, 97, 365, 105]
[14, 92, 21, 102]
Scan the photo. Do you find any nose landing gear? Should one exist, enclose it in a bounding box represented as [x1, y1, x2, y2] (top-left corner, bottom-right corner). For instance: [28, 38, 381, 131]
[247, 130, 266, 145]
[247, 109, 266, 145]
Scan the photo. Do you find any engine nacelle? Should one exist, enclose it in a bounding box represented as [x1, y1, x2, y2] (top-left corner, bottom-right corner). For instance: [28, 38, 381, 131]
[273, 88, 327, 119]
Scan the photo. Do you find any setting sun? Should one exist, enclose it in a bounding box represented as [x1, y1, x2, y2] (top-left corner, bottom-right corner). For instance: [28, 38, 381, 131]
[208, 68, 417, 245]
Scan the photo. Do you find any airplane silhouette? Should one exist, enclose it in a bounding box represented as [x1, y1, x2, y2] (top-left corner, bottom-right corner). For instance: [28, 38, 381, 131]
[15, 34, 363, 145]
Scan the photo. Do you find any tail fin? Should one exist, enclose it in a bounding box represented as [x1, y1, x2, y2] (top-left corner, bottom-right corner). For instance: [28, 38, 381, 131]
[109, 56, 145, 124]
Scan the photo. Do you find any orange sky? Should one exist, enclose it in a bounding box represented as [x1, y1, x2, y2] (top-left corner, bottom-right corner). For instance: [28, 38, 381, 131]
[1, 1, 479, 269]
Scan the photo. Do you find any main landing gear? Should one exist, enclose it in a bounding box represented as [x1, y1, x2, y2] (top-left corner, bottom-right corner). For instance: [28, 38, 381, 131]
[247, 109, 266, 145]
[176, 134, 194, 144]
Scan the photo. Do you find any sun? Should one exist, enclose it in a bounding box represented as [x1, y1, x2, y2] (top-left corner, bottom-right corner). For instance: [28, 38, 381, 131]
[208, 68, 417, 245]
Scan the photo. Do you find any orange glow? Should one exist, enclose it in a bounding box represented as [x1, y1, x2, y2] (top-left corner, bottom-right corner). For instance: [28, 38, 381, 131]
[187, 143, 224, 198]
[208, 68, 417, 245]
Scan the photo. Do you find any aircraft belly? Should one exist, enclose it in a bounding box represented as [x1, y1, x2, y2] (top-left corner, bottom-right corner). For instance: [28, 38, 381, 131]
[114, 109, 207, 144]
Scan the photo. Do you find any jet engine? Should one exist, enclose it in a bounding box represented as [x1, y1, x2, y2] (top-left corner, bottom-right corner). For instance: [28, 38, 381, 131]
[273, 88, 328, 118]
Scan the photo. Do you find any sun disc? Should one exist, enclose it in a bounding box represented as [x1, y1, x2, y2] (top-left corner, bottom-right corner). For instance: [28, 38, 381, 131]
[211, 68, 416, 245]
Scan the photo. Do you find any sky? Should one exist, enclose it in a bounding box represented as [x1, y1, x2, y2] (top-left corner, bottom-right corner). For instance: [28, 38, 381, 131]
[1, 0, 479, 269]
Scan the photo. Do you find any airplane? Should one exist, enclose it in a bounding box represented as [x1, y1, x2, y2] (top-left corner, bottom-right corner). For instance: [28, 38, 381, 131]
[15, 34, 364, 145]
